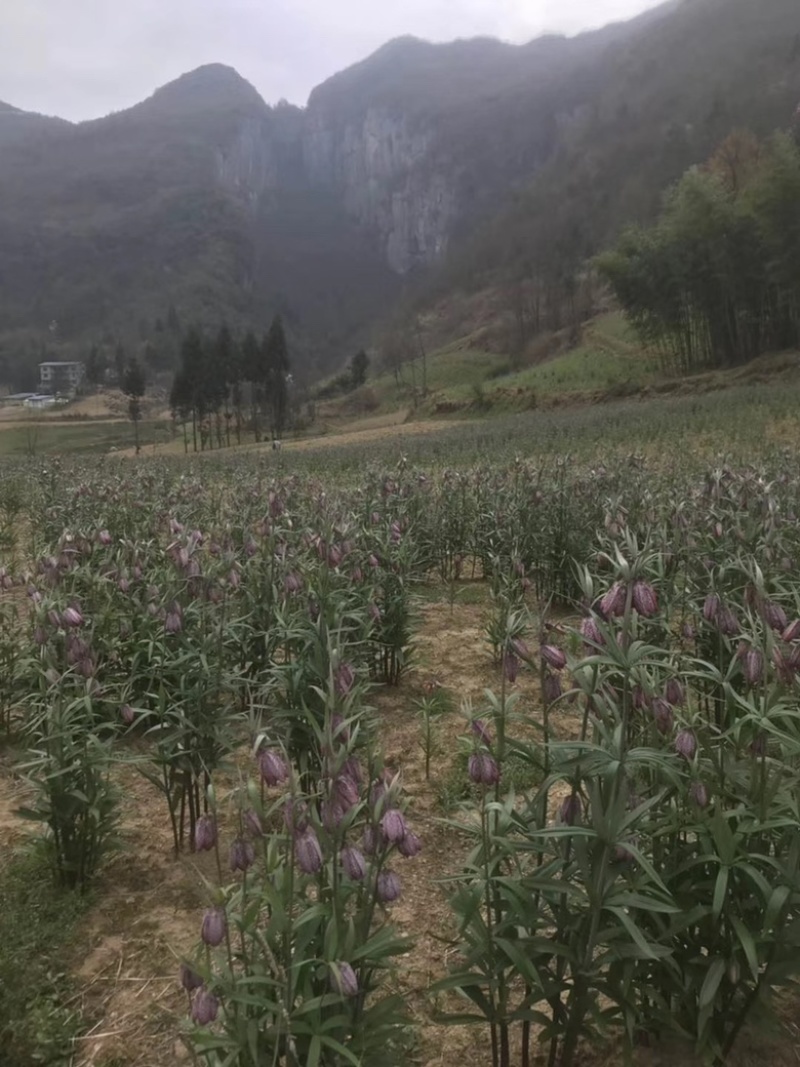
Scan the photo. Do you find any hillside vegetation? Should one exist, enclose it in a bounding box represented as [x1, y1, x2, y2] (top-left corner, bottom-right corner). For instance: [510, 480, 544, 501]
[0, 0, 798, 391]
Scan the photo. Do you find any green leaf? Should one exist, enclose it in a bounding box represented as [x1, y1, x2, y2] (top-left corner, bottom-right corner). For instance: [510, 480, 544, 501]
[731, 917, 760, 982]
[605, 906, 663, 960]
[712, 867, 729, 921]
[699, 957, 726, 1011]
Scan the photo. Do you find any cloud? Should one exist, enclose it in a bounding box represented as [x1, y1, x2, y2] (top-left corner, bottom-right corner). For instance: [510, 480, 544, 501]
[0, 0, 663, 121]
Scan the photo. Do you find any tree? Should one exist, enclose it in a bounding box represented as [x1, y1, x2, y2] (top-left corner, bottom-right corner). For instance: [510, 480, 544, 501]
[176, 327, 204, 452]
[264, 315, 290, 441]
[213, 325, 237, 447]
[86, 345, 106, 387]
[122, 358, 146, 455]
[350, 349, 369, 388]
[114, 342, 126, 384]
[597, 131, 800, 374]
[241, 330, 263, 443]
[169, 365, 193, 453]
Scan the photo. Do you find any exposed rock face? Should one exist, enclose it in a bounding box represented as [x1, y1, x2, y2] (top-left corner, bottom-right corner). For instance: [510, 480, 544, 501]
[215, 103, 455, 275]
[303, 107, 454, 273]
[216, 117, 280, 208]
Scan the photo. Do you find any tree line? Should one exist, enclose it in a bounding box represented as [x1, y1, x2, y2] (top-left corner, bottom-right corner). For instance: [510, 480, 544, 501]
[169, 315, 291, 452]
[597, 127, 800, 375]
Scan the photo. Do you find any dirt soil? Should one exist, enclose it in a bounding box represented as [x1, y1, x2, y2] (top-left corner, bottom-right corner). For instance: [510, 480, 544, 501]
[0, 594, 797, 1067]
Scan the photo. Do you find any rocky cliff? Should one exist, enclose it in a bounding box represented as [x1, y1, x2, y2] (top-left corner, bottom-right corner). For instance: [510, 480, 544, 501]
[302, 106, 454, 273]
[212, 94, 454, 275]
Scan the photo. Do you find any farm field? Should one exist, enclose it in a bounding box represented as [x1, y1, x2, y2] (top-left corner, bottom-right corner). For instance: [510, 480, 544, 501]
[3, 379, 800, 1067]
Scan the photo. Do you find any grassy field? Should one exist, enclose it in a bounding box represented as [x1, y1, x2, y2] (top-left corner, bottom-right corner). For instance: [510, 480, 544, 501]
[0, 419, 172, 457]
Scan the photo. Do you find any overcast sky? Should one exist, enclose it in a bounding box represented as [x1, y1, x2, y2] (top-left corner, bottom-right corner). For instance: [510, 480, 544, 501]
[0, 0, 663, 122]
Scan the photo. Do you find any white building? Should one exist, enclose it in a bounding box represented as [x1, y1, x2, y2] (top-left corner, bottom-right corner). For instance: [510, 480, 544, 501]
[39, 361, 85, 395]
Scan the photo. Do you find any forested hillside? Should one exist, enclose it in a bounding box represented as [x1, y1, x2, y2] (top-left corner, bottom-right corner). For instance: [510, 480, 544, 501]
[0, 0, 798, 390]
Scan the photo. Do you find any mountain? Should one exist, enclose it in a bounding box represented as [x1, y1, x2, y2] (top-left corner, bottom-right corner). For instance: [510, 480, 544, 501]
[0, 0, 798, 388]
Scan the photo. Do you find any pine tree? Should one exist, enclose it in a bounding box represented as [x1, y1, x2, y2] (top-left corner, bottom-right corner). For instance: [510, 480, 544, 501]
[176, 326, 204, 452]
[86, 345, 106, 387]
[350, 349, 369, 388]
[213, 324, 236, 447]
[122, 358, 146, 455]
[169, 367, 193, 454]
[241, 331, 263, 443]
[265, 314, 290, 441]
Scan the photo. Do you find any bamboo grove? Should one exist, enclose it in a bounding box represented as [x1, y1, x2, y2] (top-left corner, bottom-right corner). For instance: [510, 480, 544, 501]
[598, 128, 800, 375]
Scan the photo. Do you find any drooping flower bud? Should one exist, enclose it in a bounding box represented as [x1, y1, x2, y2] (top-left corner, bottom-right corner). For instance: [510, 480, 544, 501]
[675, 730, 697, 760]
[600, 582, 626, 619]
[580, 616, 604, 650]
[381, 808, 408, 844]
[229, 838, 256, 872]
[750, 732, 768, 757]
[651, 697, 673, 735]
[397, 830, 422, 858]
[283, 571, 303, 595]
[330, 961, 359, 998]
[201, 907, 227, 947]
[180, 963, 204, 992]
[295, 829, 323, 875]
[333, 773, 359, 813]
[632, 581, 658, 618]
[757, 599, 786, 633]
[340, 846, 367, 881]
[62, 605, 84, 628]
[322, 799, 346, 832]
[503, 652, 518, 684]
[327, 543, 343, 568]
[632, 685, 649, 711]
[120, 703, 136, 726]
[334, 663, 356, 698]
[717, 606, 740, 637]
[283, 799, 309, 834]
[98, 529, 112, 546]
[689, 781, 709, 808]
[782, 619, 800, 643]
[511, 637, 530, 660]
[542, 671, 562, 704]
[558, 793, 582, 826]
[341, 754, 363, 786]
[191, 987, 219, 1025]
[194, 814, 217, 852]
[361, 825, 380, 856]
[665, 678, 684, 707]
[468, 752, 500, 786]
[376, 869, 402, 903]
[258, 748, 289, 787]
[243, 808, 264, 838]
[164, 602, 183, 634]
[541, 644, 566, 670]
[742, 649, 764, 686]
[703, 593, 721, 624]
[471, 720, 492, 746]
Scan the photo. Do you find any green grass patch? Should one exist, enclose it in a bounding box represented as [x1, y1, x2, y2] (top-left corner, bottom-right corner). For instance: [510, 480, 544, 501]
[506, 340, 656, 396]
[0, 420, 171, 457]
[0, 849, 91, 1066]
